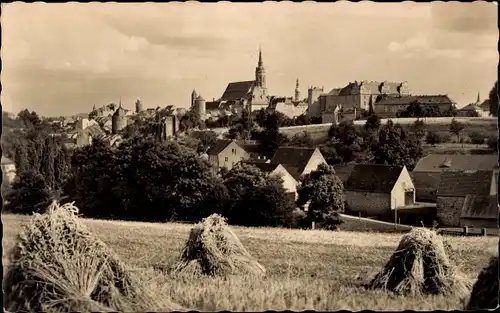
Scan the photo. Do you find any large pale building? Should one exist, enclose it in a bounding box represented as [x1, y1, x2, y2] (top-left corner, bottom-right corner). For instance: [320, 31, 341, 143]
[313, 80, 411, 120]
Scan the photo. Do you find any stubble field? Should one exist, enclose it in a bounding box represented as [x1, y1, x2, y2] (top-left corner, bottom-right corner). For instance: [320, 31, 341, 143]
[2, 213, 498, 311]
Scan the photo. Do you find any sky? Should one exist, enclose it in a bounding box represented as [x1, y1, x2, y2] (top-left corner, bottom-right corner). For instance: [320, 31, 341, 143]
[2, 1, 498, 117]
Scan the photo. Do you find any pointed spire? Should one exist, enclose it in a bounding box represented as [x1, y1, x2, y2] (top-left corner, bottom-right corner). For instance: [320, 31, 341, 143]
[258, 46, 263, 66]
[476, 91, 481, 104]
[119, 97, 122, 108]
[296, 78, 299, 89]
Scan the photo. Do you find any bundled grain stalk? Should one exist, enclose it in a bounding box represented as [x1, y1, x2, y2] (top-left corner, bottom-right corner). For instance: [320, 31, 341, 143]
[2, 201, 173, 312]
[466, 256, 499, 310]
[369, 228, 469, 296]
[174, 214, 266, 277]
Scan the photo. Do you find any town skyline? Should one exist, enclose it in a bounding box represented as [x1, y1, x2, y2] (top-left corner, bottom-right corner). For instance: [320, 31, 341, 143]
[2, 1, 498, 117]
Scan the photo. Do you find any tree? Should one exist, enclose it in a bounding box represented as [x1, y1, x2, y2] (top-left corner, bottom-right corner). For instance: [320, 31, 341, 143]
[364, 114, 381, 132]
[190, 130, 218, 153]
[325, 120, 365, 164]
[17, 109, 41, 128]
[222, 164, 294, 227]
[449, 118, 466, 142]
[410, 119, 426, 141]
[398, 101, 424, 118]
[287, 131, 314, 148]
[4, 170, 53, 214]
[425, 131, 442, 146]
[489, 81, 498, 117]
[179, 109, 204, 132]
[372, 120, 423, 170]
[469, 131, 487, 146]
[486, 136, 498, 151]
[257, 113, 289, 159]
[296, 164, 345, 229]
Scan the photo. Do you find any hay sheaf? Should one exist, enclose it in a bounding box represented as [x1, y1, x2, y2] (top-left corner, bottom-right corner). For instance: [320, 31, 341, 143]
[368, 228, 470, 297]
[466, 256, 499, 310]
[173, 214, 266, 277]
[2, 201, 174, 312]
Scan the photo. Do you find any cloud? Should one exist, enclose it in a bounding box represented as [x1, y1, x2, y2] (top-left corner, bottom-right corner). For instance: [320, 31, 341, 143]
[1, 2, 497, 116]
[431, 2, 497, 34]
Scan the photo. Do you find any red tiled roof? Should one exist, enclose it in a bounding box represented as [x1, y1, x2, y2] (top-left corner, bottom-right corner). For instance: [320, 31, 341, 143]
[344, 164, 404, 193]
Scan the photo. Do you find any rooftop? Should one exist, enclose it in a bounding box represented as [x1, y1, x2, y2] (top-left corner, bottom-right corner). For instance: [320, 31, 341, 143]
[344, 164, 405, 193]
[413, 154, 499, 173]
[437, 170, 494, 197]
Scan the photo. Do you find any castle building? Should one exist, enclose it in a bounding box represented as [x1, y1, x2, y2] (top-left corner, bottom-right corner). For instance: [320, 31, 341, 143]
[151, 115, 179, 141]
[311, 80, 411, 120]
[192, 94, 206, 120]
[112, 101, 128, 134]
[135, 98, 143, 113]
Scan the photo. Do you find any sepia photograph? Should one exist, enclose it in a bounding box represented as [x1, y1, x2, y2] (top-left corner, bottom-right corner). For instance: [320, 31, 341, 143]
[1, 1, 499, 311]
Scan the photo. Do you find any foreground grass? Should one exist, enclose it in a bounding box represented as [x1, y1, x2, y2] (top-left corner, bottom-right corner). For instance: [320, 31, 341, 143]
[2, 214, 498, 311]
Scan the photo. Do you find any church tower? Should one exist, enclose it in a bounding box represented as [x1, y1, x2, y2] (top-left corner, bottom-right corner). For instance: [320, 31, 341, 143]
[294, 79, 301, 102]
[476, 91, 481, 104]
[255, 48, 267, 92]
[191, 89, 198, 108]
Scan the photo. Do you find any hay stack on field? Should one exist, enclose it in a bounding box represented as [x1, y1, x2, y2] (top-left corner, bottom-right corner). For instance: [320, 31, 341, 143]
[174, 214, 266, 277]
[369, 228, 469, 296]
[466, 256, 499, 310]
[3, 201, 177, 312]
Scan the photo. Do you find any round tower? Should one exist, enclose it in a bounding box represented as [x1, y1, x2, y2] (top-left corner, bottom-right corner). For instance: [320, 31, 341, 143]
[195, 95, 206, 119]
[295, 79, 301, 102]
[191, 89, 198, 108]
[112, 104, 128, 134]
[135, 98, 143, 113]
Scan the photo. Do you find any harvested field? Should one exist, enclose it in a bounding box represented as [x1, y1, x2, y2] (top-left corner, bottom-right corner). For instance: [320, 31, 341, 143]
[2, 213, 498, 311]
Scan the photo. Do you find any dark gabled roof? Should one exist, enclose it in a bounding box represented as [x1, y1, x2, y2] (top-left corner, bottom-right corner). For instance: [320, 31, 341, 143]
[344, 164, 405, 193]
[437, 170, 494, 197]
[206, 101, 221, 111]
[220, 81, 255, 102]
[461, 195, 498, 220]
[207, 139, 233, 155]
[270, 147, 318, 180]
[243, 161, 280, 173]
[414, 154, 499, 173]
[411, 171, 442, 190]
[333, 162, 357, 183]
[375, 95, 454, 106]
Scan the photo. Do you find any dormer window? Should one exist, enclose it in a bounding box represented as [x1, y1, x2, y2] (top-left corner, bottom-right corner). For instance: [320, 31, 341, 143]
[439, 159, 452, 168]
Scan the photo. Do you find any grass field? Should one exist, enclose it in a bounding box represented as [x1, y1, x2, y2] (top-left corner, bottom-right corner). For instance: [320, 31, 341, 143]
[2, 213, 497, 311]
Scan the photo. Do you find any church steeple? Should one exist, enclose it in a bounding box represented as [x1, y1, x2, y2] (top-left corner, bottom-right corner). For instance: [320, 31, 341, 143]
[295, 79, 300, 102]
[476, 91, 481, 104]
[255, 47, 266, 91]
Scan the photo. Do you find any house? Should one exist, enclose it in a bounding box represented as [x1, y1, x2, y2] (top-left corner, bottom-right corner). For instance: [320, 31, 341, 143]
[207, 139, 249, 171]
[235, 140, 267, 161]
[270, 147, 327, 181]
[344, 164, 415, 218]
[244, 161, 298, 199]
[1, 156, 17, 184]
[412, 154, 499, 202]
[374, 95, 454, 118]
[456, 103, 489, 117]
[436, 170, 497, 227]
[460, 195, 498, 229]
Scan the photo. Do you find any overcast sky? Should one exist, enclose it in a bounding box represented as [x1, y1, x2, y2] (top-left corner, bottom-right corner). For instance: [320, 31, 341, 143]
[2, 1, 498, 116]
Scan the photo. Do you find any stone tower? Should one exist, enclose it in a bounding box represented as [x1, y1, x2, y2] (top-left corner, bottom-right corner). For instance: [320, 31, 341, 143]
[255, 48, 267, 91]
[135, 98, 143, 113]
[194, 95, 206, 120]
[112, 100, 128, 134]
[191, 89, 198, 108]
[294, 79, 301, 102]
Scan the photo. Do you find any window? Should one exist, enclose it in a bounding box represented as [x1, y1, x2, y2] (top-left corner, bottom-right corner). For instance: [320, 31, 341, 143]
[232, 148, 236, 155]
[225, 157, 228, 162]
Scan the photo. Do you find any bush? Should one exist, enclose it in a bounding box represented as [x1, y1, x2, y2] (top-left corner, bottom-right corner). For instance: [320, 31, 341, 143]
[425, 131, 442, 146]
[486, 136, 498, 151]
[469, 131, 487, 145]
